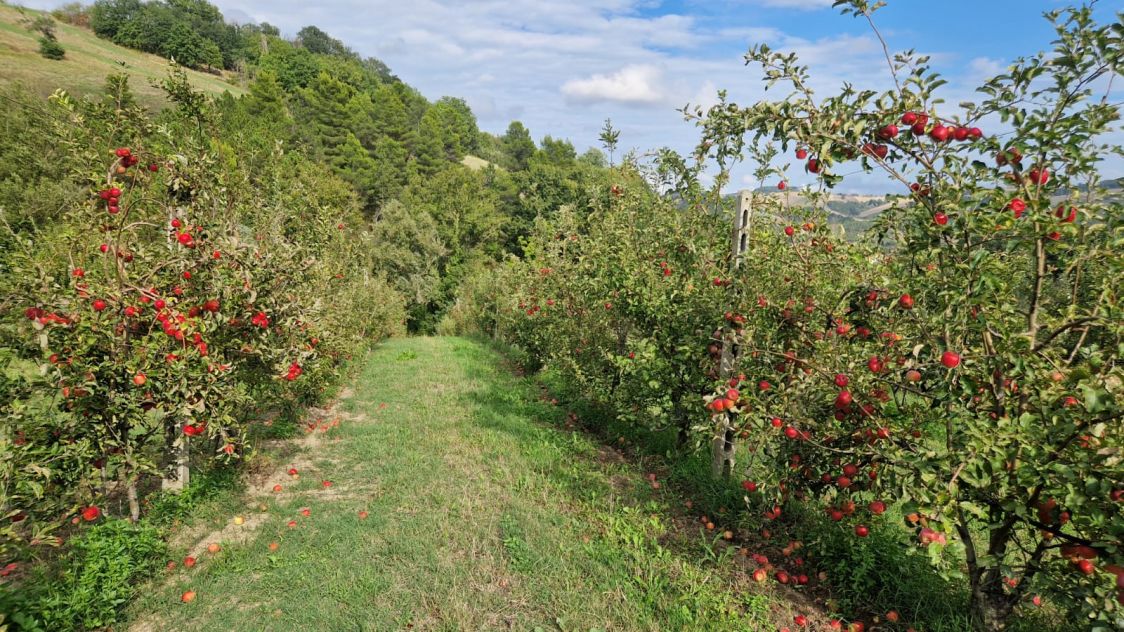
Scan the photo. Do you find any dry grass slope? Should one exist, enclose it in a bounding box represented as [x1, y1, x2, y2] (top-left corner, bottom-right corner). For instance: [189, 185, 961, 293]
[0, 4, 246, 107]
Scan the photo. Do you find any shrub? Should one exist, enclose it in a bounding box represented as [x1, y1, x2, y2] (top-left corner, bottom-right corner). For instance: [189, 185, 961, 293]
[2, 519, 166, 632]
[37, 37, 65, 60]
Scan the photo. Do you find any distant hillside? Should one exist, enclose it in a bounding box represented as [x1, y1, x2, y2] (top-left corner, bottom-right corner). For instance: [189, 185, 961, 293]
[0, 4, 246, 106]
[740, 188, 889, 239]
[747, 177, 1123, 240]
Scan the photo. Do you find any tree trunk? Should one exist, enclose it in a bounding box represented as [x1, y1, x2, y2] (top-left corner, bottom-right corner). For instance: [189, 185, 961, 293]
[126, 478, 140, 522]
[970, 580, 1016, 631]
[711, 331, 738, 478]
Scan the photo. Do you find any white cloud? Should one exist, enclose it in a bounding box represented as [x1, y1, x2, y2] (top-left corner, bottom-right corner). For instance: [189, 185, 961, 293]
[562, 64, 669, 105]
[966, 57, 1004, 83]
[690, 80, 721, 111]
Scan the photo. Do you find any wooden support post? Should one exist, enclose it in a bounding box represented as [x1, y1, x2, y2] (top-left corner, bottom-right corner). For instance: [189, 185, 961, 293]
[712, 190, 752, 478]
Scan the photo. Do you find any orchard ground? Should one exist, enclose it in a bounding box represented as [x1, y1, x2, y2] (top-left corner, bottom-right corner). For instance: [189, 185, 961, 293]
[131, 337, 783, 631]
[124, 337, 1064, 631]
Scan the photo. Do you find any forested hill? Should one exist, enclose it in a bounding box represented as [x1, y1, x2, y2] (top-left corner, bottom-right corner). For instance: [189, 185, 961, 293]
[1, 0, 613, 332]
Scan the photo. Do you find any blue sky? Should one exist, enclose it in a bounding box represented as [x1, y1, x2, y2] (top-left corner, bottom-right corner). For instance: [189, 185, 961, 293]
[22, 0, 1124, 192]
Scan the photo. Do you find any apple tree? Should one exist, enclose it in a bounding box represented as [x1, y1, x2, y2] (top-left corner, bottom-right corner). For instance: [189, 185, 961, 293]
[0, 73, 404, 562]
[692, 3, 1123, 629]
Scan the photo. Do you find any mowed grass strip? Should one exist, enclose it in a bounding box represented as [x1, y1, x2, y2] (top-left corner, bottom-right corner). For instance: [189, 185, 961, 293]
[128, 337, 770, 631]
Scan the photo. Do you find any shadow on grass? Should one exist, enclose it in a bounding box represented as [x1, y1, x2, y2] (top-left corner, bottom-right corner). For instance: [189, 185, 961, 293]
[457, 349, 774, 630]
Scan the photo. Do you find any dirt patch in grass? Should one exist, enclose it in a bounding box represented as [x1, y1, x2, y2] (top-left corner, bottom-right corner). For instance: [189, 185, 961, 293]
[184, 512, 270, 558]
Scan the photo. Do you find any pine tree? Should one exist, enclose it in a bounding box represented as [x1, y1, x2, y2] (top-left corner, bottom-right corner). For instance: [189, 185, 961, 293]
[369, 136, 408, 206]
[430, 97, 479, 159]
[502, 121, 536, 171]
[297, 72, 356, 163]
[347, 92, 379, 149]
[371, 84, 412, 146]
[246, 70, 288, 121]
[409, 109, 445, 178]
[335, 132, 381, 210]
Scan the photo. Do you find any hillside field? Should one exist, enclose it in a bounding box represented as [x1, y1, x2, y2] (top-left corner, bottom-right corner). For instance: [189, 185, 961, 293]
[0, 4, 245, 105]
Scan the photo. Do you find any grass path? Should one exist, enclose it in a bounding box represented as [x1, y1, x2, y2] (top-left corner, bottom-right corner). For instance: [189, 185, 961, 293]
[128, 337, 779, 631]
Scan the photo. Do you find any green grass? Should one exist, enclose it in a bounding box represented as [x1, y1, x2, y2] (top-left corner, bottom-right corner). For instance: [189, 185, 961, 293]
[0, 4, 246, 107]
[127, 337, 775, 631]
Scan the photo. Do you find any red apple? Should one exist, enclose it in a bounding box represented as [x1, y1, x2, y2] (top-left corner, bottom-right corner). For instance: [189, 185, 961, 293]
[941, 351, 961, 368]
[1008, 198, 1027, 218]
[854, 525, 869, 537]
